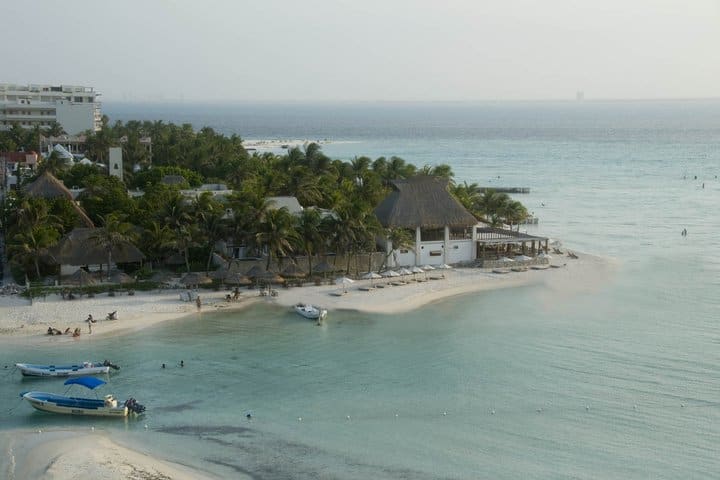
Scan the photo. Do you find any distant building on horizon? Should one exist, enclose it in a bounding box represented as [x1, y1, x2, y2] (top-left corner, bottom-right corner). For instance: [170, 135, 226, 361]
[0, 83, 102, 135]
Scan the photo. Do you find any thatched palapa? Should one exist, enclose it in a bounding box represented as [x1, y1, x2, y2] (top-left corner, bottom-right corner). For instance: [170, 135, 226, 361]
[23, 171, 94, 228]
[48, 228, 145, 266]
[373, 176, 477, 228]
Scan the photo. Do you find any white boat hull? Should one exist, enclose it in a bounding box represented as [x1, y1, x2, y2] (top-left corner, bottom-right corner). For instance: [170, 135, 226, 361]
[16, 363, 110, 377]
[22, 392, 128, 417]
[294, 304, 328, 320]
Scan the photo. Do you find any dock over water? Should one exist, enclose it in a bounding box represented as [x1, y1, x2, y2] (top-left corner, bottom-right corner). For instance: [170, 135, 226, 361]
[479, 187, 530, 194]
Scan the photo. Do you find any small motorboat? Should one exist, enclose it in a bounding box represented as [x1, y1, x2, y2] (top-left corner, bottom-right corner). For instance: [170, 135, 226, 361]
[20, 377, 145, 418]
[294, 303, 328, 320]
[16, 360, 119, 378]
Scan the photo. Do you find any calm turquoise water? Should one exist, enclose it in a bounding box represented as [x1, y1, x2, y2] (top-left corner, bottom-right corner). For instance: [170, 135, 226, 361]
[2, 101, 719, 478]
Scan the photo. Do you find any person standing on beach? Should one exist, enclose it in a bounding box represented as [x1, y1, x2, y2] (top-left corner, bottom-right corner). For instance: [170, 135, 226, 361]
[196, 295, 202, 310]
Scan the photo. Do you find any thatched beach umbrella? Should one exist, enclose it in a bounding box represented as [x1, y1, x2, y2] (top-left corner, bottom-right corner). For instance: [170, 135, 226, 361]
[281, 263, 307, 278]
[257, 271, 285, 285]
[225, 272, 252, 286]
[65, 268, 97, 286]
[181, 272, 212, 287]
[109, 271, 134, 284]
[245, 265, 267, 279]
[313, 261, 336, 277]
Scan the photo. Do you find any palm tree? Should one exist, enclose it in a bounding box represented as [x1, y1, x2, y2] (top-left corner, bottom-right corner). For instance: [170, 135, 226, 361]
[255, 207, 297, 270]
[91, 213, 138, 280]
[192, 192, 228, 273]
[141, 220, 175, 266]
[475, 190, 511, 224]
[500, 200, 529, 231]
[11, 225, 59, 279]
[381, 228, 415, 270]
[294, 208, 323, 276]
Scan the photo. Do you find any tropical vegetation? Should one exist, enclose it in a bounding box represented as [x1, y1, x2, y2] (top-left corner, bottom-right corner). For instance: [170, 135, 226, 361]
[1, 120, 528, 282]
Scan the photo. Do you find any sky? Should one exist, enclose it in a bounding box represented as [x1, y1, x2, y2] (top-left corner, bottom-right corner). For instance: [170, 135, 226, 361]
[4, 0, 720, 102]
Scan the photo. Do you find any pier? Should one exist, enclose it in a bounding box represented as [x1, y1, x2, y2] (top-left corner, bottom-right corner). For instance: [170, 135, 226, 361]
[479, 187, 530, 194]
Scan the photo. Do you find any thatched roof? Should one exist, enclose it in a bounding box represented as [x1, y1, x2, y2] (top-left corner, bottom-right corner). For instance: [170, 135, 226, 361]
[64, 268, 98, 286]
[374, 176, 477, 228]
[24, 171, 72, 199]
[312, 261, 337, 273]
[48, 228, 145, 266]
[23, 172, 94, 227]
[181, 272, 212, 286]
[281, 263, 307, 278]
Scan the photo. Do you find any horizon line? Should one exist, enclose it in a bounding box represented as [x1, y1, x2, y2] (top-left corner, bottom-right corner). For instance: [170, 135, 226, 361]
[102, 96, 720, 105]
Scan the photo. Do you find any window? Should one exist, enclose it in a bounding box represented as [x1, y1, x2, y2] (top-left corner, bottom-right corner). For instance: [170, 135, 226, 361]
[450, 226, 472, 240]
[420, 228, 444, 242]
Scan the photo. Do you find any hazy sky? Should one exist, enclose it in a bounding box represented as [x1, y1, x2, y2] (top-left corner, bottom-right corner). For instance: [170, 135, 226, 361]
[4, 0, 719, 102]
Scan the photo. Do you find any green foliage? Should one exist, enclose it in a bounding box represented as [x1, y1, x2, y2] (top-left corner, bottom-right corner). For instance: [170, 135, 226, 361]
[2, 117, 530, 283]
[130, 166, 203, 189]
[78, 174, 135, 223]
[59, 163, 105, 189]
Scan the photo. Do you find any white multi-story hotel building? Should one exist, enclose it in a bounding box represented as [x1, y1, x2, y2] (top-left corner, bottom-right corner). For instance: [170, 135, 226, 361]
[0, 83, 102, 135]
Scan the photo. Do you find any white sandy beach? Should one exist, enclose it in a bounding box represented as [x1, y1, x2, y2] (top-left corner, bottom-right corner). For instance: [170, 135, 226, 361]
[0, 253, 611, 344]
[1, 429, 221, 480]
[0, 253, 614, 479]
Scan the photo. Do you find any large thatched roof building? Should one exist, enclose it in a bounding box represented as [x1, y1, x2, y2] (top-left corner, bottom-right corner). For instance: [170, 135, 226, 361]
[374, 176, 477, 228]
[48, 227, 145, 275]
[23, 171, 94, 228]
[374, 176, 479, 267]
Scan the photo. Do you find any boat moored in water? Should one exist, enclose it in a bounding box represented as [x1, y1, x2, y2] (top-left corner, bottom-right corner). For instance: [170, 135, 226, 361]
[294, 303, 328, 320]
[20, 377, 145, 418]
[16, 360, 119, 378]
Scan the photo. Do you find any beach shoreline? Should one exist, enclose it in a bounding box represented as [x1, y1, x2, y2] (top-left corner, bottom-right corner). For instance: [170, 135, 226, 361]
[0, 252, 615, 479]
[0, 429, 222, 480]
[0, 253, 613, 345]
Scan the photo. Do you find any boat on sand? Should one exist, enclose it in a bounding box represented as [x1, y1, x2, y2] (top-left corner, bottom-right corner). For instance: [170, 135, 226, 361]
[20, 377, 145, 418]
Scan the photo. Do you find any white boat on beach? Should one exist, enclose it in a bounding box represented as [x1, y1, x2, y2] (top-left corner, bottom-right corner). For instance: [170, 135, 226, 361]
[294, 303, 328, 320]
[20, 377, 145, 418]
[16, 360, 119, 378]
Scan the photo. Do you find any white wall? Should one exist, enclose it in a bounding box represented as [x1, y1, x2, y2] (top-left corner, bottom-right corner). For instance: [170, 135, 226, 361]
[109, 147, 123, 181]
[54, 101, 96, 135]
[446, 240, 473, 264]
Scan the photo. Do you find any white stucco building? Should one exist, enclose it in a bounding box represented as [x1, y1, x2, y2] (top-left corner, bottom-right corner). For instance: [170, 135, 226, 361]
[0, 83, 102, 134]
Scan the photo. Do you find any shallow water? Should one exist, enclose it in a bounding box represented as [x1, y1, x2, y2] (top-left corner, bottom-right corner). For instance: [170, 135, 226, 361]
[2, 101, 719, 478]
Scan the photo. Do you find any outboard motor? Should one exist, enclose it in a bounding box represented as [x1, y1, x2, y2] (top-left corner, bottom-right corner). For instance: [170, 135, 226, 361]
[124, 397, 146, 414]
[103, 359, 120, 370]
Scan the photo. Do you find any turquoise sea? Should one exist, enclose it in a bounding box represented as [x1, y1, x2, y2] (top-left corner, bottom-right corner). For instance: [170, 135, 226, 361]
[2, 101, 719, 479]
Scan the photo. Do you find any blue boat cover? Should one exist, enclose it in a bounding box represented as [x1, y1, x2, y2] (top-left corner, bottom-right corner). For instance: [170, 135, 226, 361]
[64, 377, 106, 389]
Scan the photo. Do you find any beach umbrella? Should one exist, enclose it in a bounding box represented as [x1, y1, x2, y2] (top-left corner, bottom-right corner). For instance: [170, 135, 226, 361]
[181, 272, 212, 287]
[398, 268, 413, 276]
[244, 265, 267, 279]
[312, 261, 336, 275]
[361, 271, 382, 287]
[420, 265, 435, 271]
[537, 252, 552, 260]
[515, 255, 533, 261]
[498, 256, 515, 263]
[109, 271, 134, 284]
[410, 266, 424, 274]
[210, 267, 229, 281]
[225, 272, 252, 286]
[65, 268, 97, 286]
[381, 270, 400, 277]
[437, 264, 453, 270]
[335, 276, 355, 293]
[257, 271, 285, 285]
[281, 263, 307, 278]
